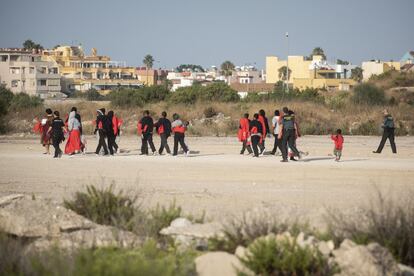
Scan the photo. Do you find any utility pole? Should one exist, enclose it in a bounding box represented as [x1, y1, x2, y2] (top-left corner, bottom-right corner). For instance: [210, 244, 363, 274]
[285, 32, 289, 93]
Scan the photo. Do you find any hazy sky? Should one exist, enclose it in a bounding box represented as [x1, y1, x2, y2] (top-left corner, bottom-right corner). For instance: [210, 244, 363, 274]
[1, 0, 413, 69]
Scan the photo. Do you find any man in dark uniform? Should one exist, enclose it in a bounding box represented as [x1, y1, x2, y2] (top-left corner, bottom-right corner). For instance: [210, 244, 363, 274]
[249, 113, 263, 158]
[94, 108, 109, 156]
[48, 111, 65, 158]
[373, 110, 397, 154]
[279, 107, 301, 162]
[140, 110, 156, 155]
[155, 111, 172, 155]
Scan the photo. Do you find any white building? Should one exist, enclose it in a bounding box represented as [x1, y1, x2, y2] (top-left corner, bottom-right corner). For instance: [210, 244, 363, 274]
[0, 48, 61, 98]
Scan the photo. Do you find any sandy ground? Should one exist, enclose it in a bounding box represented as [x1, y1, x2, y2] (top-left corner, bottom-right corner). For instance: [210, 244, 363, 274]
[0, 134, 413, 228]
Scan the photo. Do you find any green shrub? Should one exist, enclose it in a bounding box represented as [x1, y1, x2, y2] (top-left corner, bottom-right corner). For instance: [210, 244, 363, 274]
[169, 86, 201, 104]
[239, 238, 335, 276]
[64, 184, 137, 229]
[146, 201, 182, 238]
[84, 88, 104, 101]
[9, 93, 43, 111]
[209, 214, 289, 253]
[326, 190, 414, 267]
[1, 238, 197, 276]
[352, 83, 385, 105]
[200, 82, 240, 102]
[108, 86, 170, 107]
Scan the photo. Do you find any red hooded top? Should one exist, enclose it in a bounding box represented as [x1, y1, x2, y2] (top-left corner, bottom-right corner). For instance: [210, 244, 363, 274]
[331, 134, 344, 150]
[258, 115, 266, 139]
[112, 116, 123, 136]
[238, 118, 250, 142]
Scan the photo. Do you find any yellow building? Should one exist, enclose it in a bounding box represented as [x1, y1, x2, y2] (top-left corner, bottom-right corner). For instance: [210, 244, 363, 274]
[42, 46, 142, 93]
[266, 55, 356, 91]
[361, 60, 401, 81]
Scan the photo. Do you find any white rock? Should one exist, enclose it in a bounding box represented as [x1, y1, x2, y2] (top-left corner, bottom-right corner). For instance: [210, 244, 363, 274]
[333, 242, 400, 276]
[170, 217, 192, 228]
[399, 264, 414, 276]
[195, 252, 252, 276]
[0, 194, 25, 208]
[235, 246, 247, 259]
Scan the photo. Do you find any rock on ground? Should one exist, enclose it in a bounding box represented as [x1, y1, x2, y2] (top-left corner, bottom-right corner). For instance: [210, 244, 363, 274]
[195, 251, 252, 276]
[333, 239, 401, 276]
[160, 217, 222, 250]
[0, 194, 142, 251]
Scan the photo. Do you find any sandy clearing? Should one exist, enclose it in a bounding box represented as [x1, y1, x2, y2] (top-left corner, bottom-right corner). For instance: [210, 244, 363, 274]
[0, 135, 413, 228]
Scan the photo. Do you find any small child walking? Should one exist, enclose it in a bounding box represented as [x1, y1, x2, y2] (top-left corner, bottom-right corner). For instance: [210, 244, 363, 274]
[331, 129, 344, 162]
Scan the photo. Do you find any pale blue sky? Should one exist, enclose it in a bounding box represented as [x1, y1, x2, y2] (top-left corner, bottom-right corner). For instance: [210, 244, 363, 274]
[1, 0, 413, 69]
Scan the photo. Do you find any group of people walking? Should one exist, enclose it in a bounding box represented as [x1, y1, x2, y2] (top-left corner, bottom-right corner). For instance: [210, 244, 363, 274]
[238, 107, 396, 162]
[238, 107, 304, 162]
[137, 110, 190, 156]
[37, 106, 396, 160]
[37, 107, 190, 158]
[36, 107, 85, 158]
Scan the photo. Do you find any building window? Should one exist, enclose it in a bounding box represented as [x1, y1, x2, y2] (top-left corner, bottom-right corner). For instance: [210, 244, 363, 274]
[11, 80, 20, 87]
[48, 79, 60, 86]
[48, 67, 58, 74]
[9, 67, 20, 74]
[1, 55, 8, 62]
[29, 67, 35, 74]
[38, 79, 47, 86]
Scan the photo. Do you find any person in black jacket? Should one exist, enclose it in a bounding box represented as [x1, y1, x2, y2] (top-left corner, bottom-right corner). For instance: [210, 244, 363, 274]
[94, 108, 109, 156]
[155, 111, 172, 155]
[258, 109, 270, 155]
[279, 107, 301, 162]
[139, 110, 156, 155]
[373, 110, 397, 154]
[48, 111, 65, 158]
[249, 113, 263, 158]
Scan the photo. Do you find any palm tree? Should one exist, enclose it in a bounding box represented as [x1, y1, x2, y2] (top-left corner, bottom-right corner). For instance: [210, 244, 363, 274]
[220, 61, 235, 83]
[143, 54, 154, 85]
[310, 47, 326, 60]
[278, 66, 292, 81]
[351, 67, 363, 82]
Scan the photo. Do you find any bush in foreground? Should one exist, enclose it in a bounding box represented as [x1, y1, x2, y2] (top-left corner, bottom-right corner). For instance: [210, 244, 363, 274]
[326, 190, 414, 267]
[64, 184, 137, 229]
[0, 236, 197, 276]
[209, 213, 289, 253]
[239, 238, 336, 276]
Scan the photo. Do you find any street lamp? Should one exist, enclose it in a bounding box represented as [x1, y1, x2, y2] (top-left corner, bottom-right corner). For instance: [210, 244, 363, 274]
[285, 32, 289, 93]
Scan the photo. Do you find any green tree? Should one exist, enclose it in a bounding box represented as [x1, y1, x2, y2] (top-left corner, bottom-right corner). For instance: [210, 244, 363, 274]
[278, 66, 292, 81]
[142, 54, 154, 69]
[142, 54, 155, 86]
[176, 64, 205, 73]
[351, 67, 363, 82]
[337, 59, 350, 65]
[23, 39, 43, 50]
[220, 60, 235, 77]
[309, 47, 326, 60]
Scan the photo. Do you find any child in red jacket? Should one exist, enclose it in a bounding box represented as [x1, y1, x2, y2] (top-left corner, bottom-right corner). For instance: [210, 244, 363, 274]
[331, 129, 344, 162]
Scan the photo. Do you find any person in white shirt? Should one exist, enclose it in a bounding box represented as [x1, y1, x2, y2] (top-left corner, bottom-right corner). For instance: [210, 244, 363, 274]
[271, 110, 281, 155]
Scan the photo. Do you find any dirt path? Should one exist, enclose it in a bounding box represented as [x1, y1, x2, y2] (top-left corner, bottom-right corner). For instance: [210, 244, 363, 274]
[0, 135, 413, 228]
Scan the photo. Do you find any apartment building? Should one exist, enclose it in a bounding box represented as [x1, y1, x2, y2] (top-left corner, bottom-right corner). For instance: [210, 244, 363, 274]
[42, 46, 142, 93]
[266, 55, 356, 91]
[0, 48, 61, 98]
[361, 60, 401, 81]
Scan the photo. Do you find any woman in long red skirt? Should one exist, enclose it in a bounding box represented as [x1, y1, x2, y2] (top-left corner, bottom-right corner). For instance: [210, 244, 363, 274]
[65, 111, 81, 155]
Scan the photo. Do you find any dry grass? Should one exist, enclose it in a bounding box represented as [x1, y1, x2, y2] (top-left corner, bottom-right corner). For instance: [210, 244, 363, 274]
[4, 95, 414, 136]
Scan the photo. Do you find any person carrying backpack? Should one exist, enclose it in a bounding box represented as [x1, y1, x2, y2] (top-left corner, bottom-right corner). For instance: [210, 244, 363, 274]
[155, 111, 172, 155]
